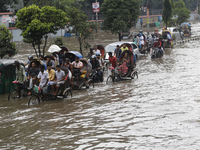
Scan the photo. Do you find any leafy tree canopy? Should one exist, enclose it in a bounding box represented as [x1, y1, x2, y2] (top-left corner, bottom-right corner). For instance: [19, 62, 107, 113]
[101, 0, 140, 41]
[16, 5, 68, 57]
[67, 7, 96, 55]
[162, 0, 174, 29]
[0, 24, 16, 58]
[173, 0, 190, 25]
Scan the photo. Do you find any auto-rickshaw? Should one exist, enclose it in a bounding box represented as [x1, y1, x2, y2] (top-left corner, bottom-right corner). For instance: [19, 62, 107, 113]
[0, 59, 24, 95]
[161, 30, 173, 48]
[180, 23, 191, 37]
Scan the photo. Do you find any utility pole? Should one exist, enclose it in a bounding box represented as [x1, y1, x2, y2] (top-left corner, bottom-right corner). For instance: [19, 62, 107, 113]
[96, 0, 98, 33]
[147, 0, 149, 35]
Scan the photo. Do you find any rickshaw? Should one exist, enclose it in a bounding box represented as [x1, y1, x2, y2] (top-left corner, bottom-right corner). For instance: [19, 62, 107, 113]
[28, 67, 72, 105]
[0, 59, 24, 95]
[161, 30, 173, 48]
[180, 23, 191, 37]
[65, 51, 83, 63]
[106, 50, 138, 84]
[73, 58, 92, 89]
[60, 46, 69, 54]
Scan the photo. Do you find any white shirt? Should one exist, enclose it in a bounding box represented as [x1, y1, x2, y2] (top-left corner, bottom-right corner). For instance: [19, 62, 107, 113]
[93, 49, 101, 55]
[167, 34, 171, 40]
[97, 58, 104, 67]
[37, 71, 49, 87]
[140, 36, 144, 45]
[56, 70, 65, 81]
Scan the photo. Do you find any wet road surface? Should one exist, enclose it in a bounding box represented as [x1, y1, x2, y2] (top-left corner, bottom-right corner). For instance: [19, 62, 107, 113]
[1, 23, 200, 149]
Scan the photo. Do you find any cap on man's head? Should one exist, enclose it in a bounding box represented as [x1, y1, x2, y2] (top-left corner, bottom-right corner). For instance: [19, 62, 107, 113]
[14, 60, 19, 64]
[56, 65, 61, 68]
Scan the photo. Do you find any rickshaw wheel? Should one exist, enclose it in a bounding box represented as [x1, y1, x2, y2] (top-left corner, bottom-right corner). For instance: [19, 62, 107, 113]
[8, 89, 19, 101]
[28, 95, 40, 105]
[88, 79, 94, 88]
[79, 78, 85, 89]
[63, 88, 72, 98]
[131, 71, 138, 79]
[106, 75, 114, 84]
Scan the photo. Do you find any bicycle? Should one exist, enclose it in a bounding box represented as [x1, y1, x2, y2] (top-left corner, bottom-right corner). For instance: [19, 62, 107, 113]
[8, 81, 29, 101]
[106, 67, 121, 84]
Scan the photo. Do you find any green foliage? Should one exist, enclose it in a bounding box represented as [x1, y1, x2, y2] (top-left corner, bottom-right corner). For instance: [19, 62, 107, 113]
[168, 18, 177, 27]
[173, 0, 190, 25]
[0, 25, 16, 58]
[162, 0, 174, 29]
[101, 0, 140, 41]
[16, 5, 68, 57]
[140, 0, 163, 9]
[67, 7, 96, 55]
[54, 37, 64, 47]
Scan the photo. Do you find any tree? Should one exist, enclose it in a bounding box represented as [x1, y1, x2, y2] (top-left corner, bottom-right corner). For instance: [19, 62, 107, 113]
[16, 5, 68, 57]
[0, 24, 16, 58]
[162, 0, 174, 29]
[101, 0, 140, 41]
[173, 0, 190, 25]
[0, 0, 19, 12]
[67, 7, 96, 55]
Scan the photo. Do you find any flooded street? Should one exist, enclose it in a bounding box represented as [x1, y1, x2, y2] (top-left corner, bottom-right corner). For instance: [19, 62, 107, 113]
[1, 23, 200, 149]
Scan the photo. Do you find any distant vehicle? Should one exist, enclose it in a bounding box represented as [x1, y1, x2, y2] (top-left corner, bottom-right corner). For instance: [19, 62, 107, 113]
[180, 23, 191, 37]
[104, 41, 139, 64]
[158, 27, 184, 40]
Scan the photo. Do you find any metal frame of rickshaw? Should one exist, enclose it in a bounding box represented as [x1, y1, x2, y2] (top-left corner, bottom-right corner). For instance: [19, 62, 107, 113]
[106, 50, 138, 84]
[91, 45, 105, 59]
[28, 67, 72, 105]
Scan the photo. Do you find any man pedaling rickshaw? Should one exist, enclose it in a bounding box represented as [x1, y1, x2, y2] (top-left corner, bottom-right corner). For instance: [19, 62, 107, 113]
[153, 38, 164, 56]
[90, 55, 103, 82]
[72, 56, 83, 87]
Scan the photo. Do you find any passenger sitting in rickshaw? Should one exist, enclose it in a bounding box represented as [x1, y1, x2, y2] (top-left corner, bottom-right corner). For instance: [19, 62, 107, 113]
[50, 65, 65, 96]
[27, 62, 39, 89]
[114, 45, 122, 60]
[47, 62, 55, 91]
[118, 53, 130, 76]
[63, 58, 73, 73]
[72, 56, 83, 86]
[39, 55, 47, 70]
[46, 55, 55, 68]
[37, 65, 49, 96]
[93, 45, 101, 55]
[14, 60, 27, 98]
[61, 55, 66, 67]
[90, 55, 103, 82]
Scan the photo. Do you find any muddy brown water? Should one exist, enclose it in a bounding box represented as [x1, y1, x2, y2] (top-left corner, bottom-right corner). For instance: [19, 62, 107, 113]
[1, 23, 200, 149]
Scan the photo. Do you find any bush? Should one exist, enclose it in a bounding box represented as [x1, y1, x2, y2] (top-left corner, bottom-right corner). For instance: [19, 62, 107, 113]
[54, 37, 63, 47]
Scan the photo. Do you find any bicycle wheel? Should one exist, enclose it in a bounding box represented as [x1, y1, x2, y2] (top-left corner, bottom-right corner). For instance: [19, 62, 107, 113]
[63, 88, 72, 98]
[106, 75, 114, 84]
[131, 71, 138, 79]
[28, 95, 40, 105]
[88, 79, 94, 88]
[8, 89, 19, 101]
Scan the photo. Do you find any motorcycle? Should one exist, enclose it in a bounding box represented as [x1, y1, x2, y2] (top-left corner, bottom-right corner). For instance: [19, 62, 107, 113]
[150, 47, 163, 59]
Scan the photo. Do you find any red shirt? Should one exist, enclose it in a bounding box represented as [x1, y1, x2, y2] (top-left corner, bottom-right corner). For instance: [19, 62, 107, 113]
[109, 56, 117, 67]
[153, 41, 161, 47]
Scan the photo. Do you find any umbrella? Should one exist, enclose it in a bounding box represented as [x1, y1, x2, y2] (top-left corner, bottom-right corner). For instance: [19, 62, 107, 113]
[47, 45, 61, 53]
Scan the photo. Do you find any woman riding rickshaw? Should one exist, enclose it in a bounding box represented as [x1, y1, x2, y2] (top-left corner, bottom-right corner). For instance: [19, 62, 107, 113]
[161, 30, 173, 48]
[118, 50, 137, 79]
[180, 23, 191, 37]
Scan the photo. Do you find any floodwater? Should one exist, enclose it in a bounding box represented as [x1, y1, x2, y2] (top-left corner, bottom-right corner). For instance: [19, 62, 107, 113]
[1, 23, 200, 149]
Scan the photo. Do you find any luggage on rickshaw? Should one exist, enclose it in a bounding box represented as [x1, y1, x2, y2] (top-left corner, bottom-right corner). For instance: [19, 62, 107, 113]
[180, 23, 191, 37]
